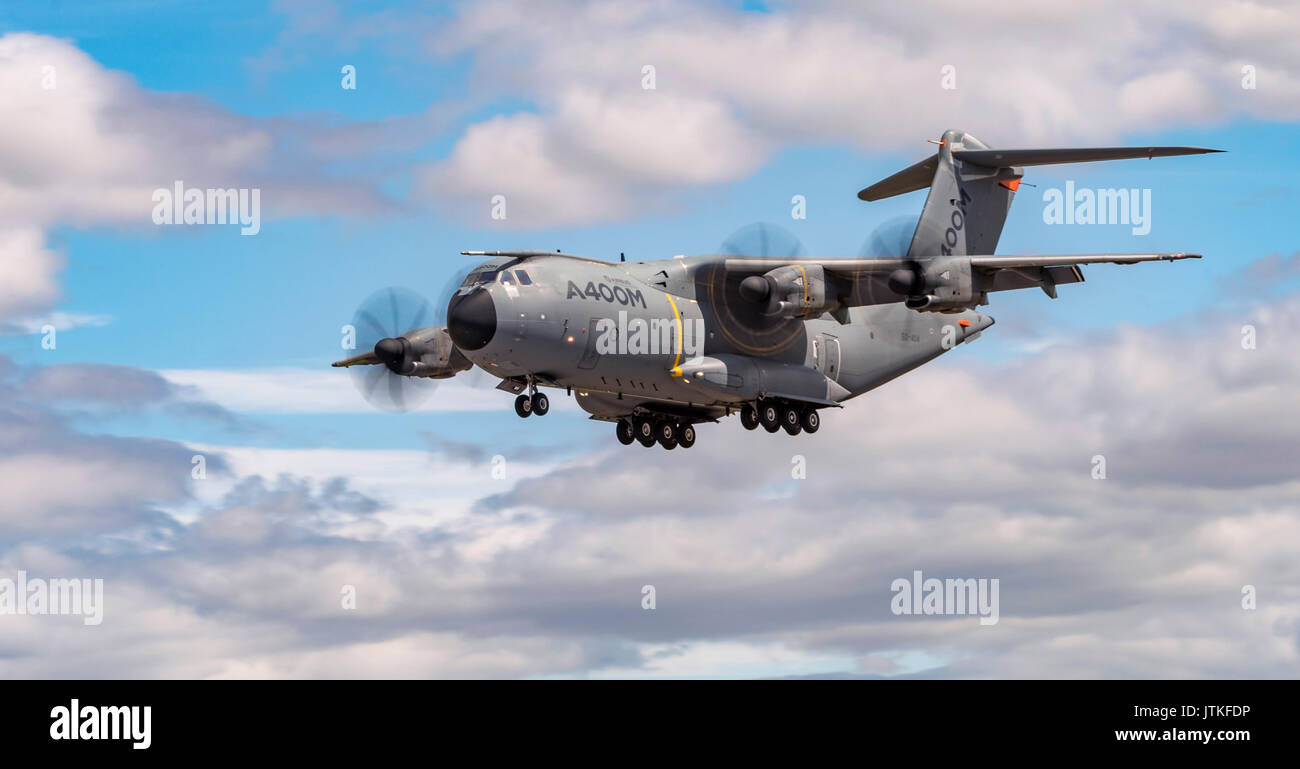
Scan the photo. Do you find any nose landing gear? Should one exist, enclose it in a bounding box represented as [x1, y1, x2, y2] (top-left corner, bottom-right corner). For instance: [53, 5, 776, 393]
[514, 378, 550, 418]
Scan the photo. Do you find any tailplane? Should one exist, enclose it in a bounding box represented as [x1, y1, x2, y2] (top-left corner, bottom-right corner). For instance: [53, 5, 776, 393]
[858, 131, 1222, 258]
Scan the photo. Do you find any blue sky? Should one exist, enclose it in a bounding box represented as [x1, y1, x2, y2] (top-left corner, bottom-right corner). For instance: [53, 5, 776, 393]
[2, 1, 1298, 679]
[2, 3, 1294, 455]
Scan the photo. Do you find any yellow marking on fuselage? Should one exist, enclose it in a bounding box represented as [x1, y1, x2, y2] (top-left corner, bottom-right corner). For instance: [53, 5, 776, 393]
[664, 291, 684, 376]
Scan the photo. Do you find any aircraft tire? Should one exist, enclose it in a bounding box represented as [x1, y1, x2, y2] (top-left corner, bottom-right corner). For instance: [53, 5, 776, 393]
[740, 404, 760, 430]
[616, 419, 635, 445]
[759, 400, 781, 433]
[514, 394, 532, 418]
[656, 421, 677, 450]
[635, 417, 656, 447]
[781, 405, 802, 435]
[801, 408, 820, 434]
[531, 392, 549, 416]
[677, 423, 696, 448]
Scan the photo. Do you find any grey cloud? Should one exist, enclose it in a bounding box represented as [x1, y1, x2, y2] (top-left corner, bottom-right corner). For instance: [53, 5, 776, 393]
[1, 277, 1298, 678]
[11, 360, 253, 431]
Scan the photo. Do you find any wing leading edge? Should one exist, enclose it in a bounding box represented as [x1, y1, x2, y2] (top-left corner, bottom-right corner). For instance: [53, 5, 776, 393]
[722, 252, 1199, 277]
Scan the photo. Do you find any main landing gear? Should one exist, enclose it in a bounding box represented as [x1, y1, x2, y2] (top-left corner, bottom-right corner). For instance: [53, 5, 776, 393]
[513, 379, 549, 418]
[740, 399, 820, 436]
[616, 416, 697, 450]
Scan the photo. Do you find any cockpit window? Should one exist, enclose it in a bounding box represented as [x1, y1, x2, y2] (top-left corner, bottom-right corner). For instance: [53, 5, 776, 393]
[457, 258, 516, 289]
[459, 270, 494, 288]
[500, 270, 516, 285]
[515, 269, 532, 285]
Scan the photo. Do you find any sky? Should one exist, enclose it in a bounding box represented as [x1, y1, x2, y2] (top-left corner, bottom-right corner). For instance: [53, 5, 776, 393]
[0, 0, 1297, 678]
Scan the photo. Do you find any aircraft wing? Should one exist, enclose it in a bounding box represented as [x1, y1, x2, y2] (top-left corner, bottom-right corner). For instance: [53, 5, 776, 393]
[722, 252, 1198, 277]
[717, 252, 1201, 308]
[969, 252, 1200, 299]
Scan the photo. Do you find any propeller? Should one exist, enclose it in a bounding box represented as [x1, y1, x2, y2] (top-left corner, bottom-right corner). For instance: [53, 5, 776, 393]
[342, 263, 497, 412]
[347, 286, 442, 412]
[859, 214, 919, 260]
[858, 214, 924, 303]
[698, 221, 810, 355]
[720, 222, 806, 261]
[723, 223, 805, 317]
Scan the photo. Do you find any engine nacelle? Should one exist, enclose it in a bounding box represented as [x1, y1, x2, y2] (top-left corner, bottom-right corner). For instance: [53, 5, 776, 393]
[740, 264, 839, 319]
[900, 257, 984, 313]
[403, 325, 473, 378]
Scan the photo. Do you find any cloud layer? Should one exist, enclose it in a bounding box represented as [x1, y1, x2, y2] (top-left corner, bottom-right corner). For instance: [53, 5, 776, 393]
[420, 0, 1300, 226]
[3, 276, 1296, 678]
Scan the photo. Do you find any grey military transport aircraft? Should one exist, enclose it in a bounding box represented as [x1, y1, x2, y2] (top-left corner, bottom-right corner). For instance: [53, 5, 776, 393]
[334, 129, 1220, 449]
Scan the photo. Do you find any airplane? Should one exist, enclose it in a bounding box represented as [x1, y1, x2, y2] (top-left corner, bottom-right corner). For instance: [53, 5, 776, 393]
[334, 129, 1220, 449]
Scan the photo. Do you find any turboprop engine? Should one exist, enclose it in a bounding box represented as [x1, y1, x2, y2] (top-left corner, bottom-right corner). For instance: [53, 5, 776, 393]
[886, 256, 984, 313]
[738, 264, 840, 319]
[372, 325, 472, 378]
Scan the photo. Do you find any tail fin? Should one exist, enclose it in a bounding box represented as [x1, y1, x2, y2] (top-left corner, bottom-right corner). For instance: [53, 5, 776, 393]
[858, 130, 1222, 258]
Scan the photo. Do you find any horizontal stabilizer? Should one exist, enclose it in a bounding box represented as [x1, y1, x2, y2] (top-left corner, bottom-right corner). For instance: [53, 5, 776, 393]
[856, 153, 938, 201]
[952, 146, 1222, 168]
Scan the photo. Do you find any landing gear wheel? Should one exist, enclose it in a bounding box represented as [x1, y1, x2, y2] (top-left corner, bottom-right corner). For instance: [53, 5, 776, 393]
[616, 419, 635, 445]
[759, 400, 781, 433]
[634, 417, 656, 447]
[740, 404, 760, 431]
[514, 393, 532, 418]
[677, 423, 696, 448]
[656, 421, 677, 450]
[801, 408, 820, 434]
[530, 391, 549, 416]
[782, 405, 802, 435]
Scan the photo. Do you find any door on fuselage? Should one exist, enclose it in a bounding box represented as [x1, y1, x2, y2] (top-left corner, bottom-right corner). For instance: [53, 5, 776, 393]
[813, 333, 841, 381]
[578, 317, 602, 369]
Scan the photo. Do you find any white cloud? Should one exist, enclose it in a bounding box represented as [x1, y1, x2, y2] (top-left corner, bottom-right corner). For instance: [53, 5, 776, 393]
[421, 88, 768, 227]
[0, 228, 63, 325]
[183, 443, 555, 536]
[420, 0, 1300, 226]
[0, 32, 396, 328]
[2, 310, 113, 335]
[160, 367, 571, 414]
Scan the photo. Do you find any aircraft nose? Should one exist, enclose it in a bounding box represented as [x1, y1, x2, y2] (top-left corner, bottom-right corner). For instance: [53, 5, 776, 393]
[446, 287, 496, 351]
